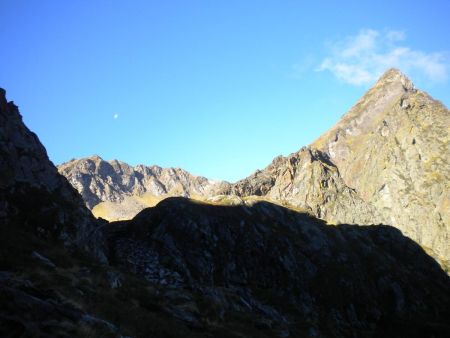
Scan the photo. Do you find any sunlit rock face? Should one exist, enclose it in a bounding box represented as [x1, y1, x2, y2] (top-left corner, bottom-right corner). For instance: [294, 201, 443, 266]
[311, 68, 449, 267]
[223, 69, 450, 269]
[58, 156, 230, 220]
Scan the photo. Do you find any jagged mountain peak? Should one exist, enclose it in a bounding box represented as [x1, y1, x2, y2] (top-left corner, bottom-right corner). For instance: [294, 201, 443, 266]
[375, 67, 415, 90]
[57, 156, 230, 219]
[87, 154, 104, 161]
[216, 70, 450, 269]
[312, 68, 419, 152]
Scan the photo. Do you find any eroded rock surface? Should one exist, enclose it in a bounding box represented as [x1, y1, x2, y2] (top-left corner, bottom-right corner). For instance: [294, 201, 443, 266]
[58, 156, 229, 220]
[312, 69, 450, 268]
[223, 69, 450, 268]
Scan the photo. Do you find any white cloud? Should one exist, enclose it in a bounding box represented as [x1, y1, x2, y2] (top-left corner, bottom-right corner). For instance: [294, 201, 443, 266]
[113, 113, 119, 119]
[386, 30, 406, 42]
[317, 29, 449, 85]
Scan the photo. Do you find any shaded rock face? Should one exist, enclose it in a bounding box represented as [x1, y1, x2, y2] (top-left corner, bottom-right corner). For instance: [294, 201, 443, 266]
[223, 69, 450, 268]
[107, 197, 450, 337]
[0, 89, 106, 261]
[58, 156, 230, 219]
[0, 89, 122, 336]
[0, 271, 119, 337]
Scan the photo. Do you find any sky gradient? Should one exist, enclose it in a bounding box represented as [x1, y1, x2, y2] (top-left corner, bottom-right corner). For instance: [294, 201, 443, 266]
[1, 0, 449, 182]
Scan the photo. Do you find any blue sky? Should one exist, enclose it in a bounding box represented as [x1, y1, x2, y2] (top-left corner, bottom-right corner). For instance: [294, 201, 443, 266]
[1, 1, 449, 182]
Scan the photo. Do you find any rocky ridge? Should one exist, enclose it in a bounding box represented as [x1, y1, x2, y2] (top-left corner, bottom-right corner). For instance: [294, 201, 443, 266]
[59, 69, 449, 269]
[58, 156, 228, 220]
[106, 197, 450, 337]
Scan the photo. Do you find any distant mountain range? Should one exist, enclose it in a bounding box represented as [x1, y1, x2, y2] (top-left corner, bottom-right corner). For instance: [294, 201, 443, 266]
[59, 69, 450, 270]
[58, 156, 229, 220]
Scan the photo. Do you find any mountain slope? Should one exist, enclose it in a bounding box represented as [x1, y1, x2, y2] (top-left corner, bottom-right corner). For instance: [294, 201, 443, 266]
[58, 156, 229, 220]
[0, 88, 106, 261]
[229, 147, 382, 225]
[223, 69, 449, 268]
[312, 68, 450, 267]
[106, 197, 450, 337]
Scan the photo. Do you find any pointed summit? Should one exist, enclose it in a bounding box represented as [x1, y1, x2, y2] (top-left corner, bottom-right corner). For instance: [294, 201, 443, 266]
[88, 154, 104, 162]
[374, 68, 415, 92]
[307, 68, 450, 267]
[378, 67, 408, 80]
[312, 68, 418, 152]
[214, 68, 449, 269]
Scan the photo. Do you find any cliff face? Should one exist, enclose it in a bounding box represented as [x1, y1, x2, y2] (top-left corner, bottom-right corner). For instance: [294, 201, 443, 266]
[312, 69, 450, 267]
[58, 156, 229, 220]
[224, 69, 450, 268]
[0, 88, 119, 336]
[229, 147, 382, 225]
[0, 89, 106, 261]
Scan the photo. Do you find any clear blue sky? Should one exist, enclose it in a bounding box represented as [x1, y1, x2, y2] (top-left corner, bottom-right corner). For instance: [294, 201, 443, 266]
[1, 1, 449, 182]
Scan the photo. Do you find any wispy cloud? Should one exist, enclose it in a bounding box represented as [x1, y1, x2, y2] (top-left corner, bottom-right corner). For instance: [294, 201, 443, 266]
[317, 29, 449, 85]
[113, 113, 119, 119]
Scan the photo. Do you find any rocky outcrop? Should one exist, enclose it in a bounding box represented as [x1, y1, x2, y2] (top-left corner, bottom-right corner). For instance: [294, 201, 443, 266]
[58, 156, 229, 220]
[0, 88, 106, 261]
[312, 68, 450, 268]
[230, 147, 381, 225]
[106, 197, 450, 337]
[0, 272, 119, 337]
[0, 88, 122, 336]
[222, 69, 449, 269]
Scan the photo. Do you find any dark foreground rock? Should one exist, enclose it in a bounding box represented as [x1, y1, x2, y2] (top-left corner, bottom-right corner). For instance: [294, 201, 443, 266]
[0, 88, 107, 261]
[107, 197, 450, 337]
